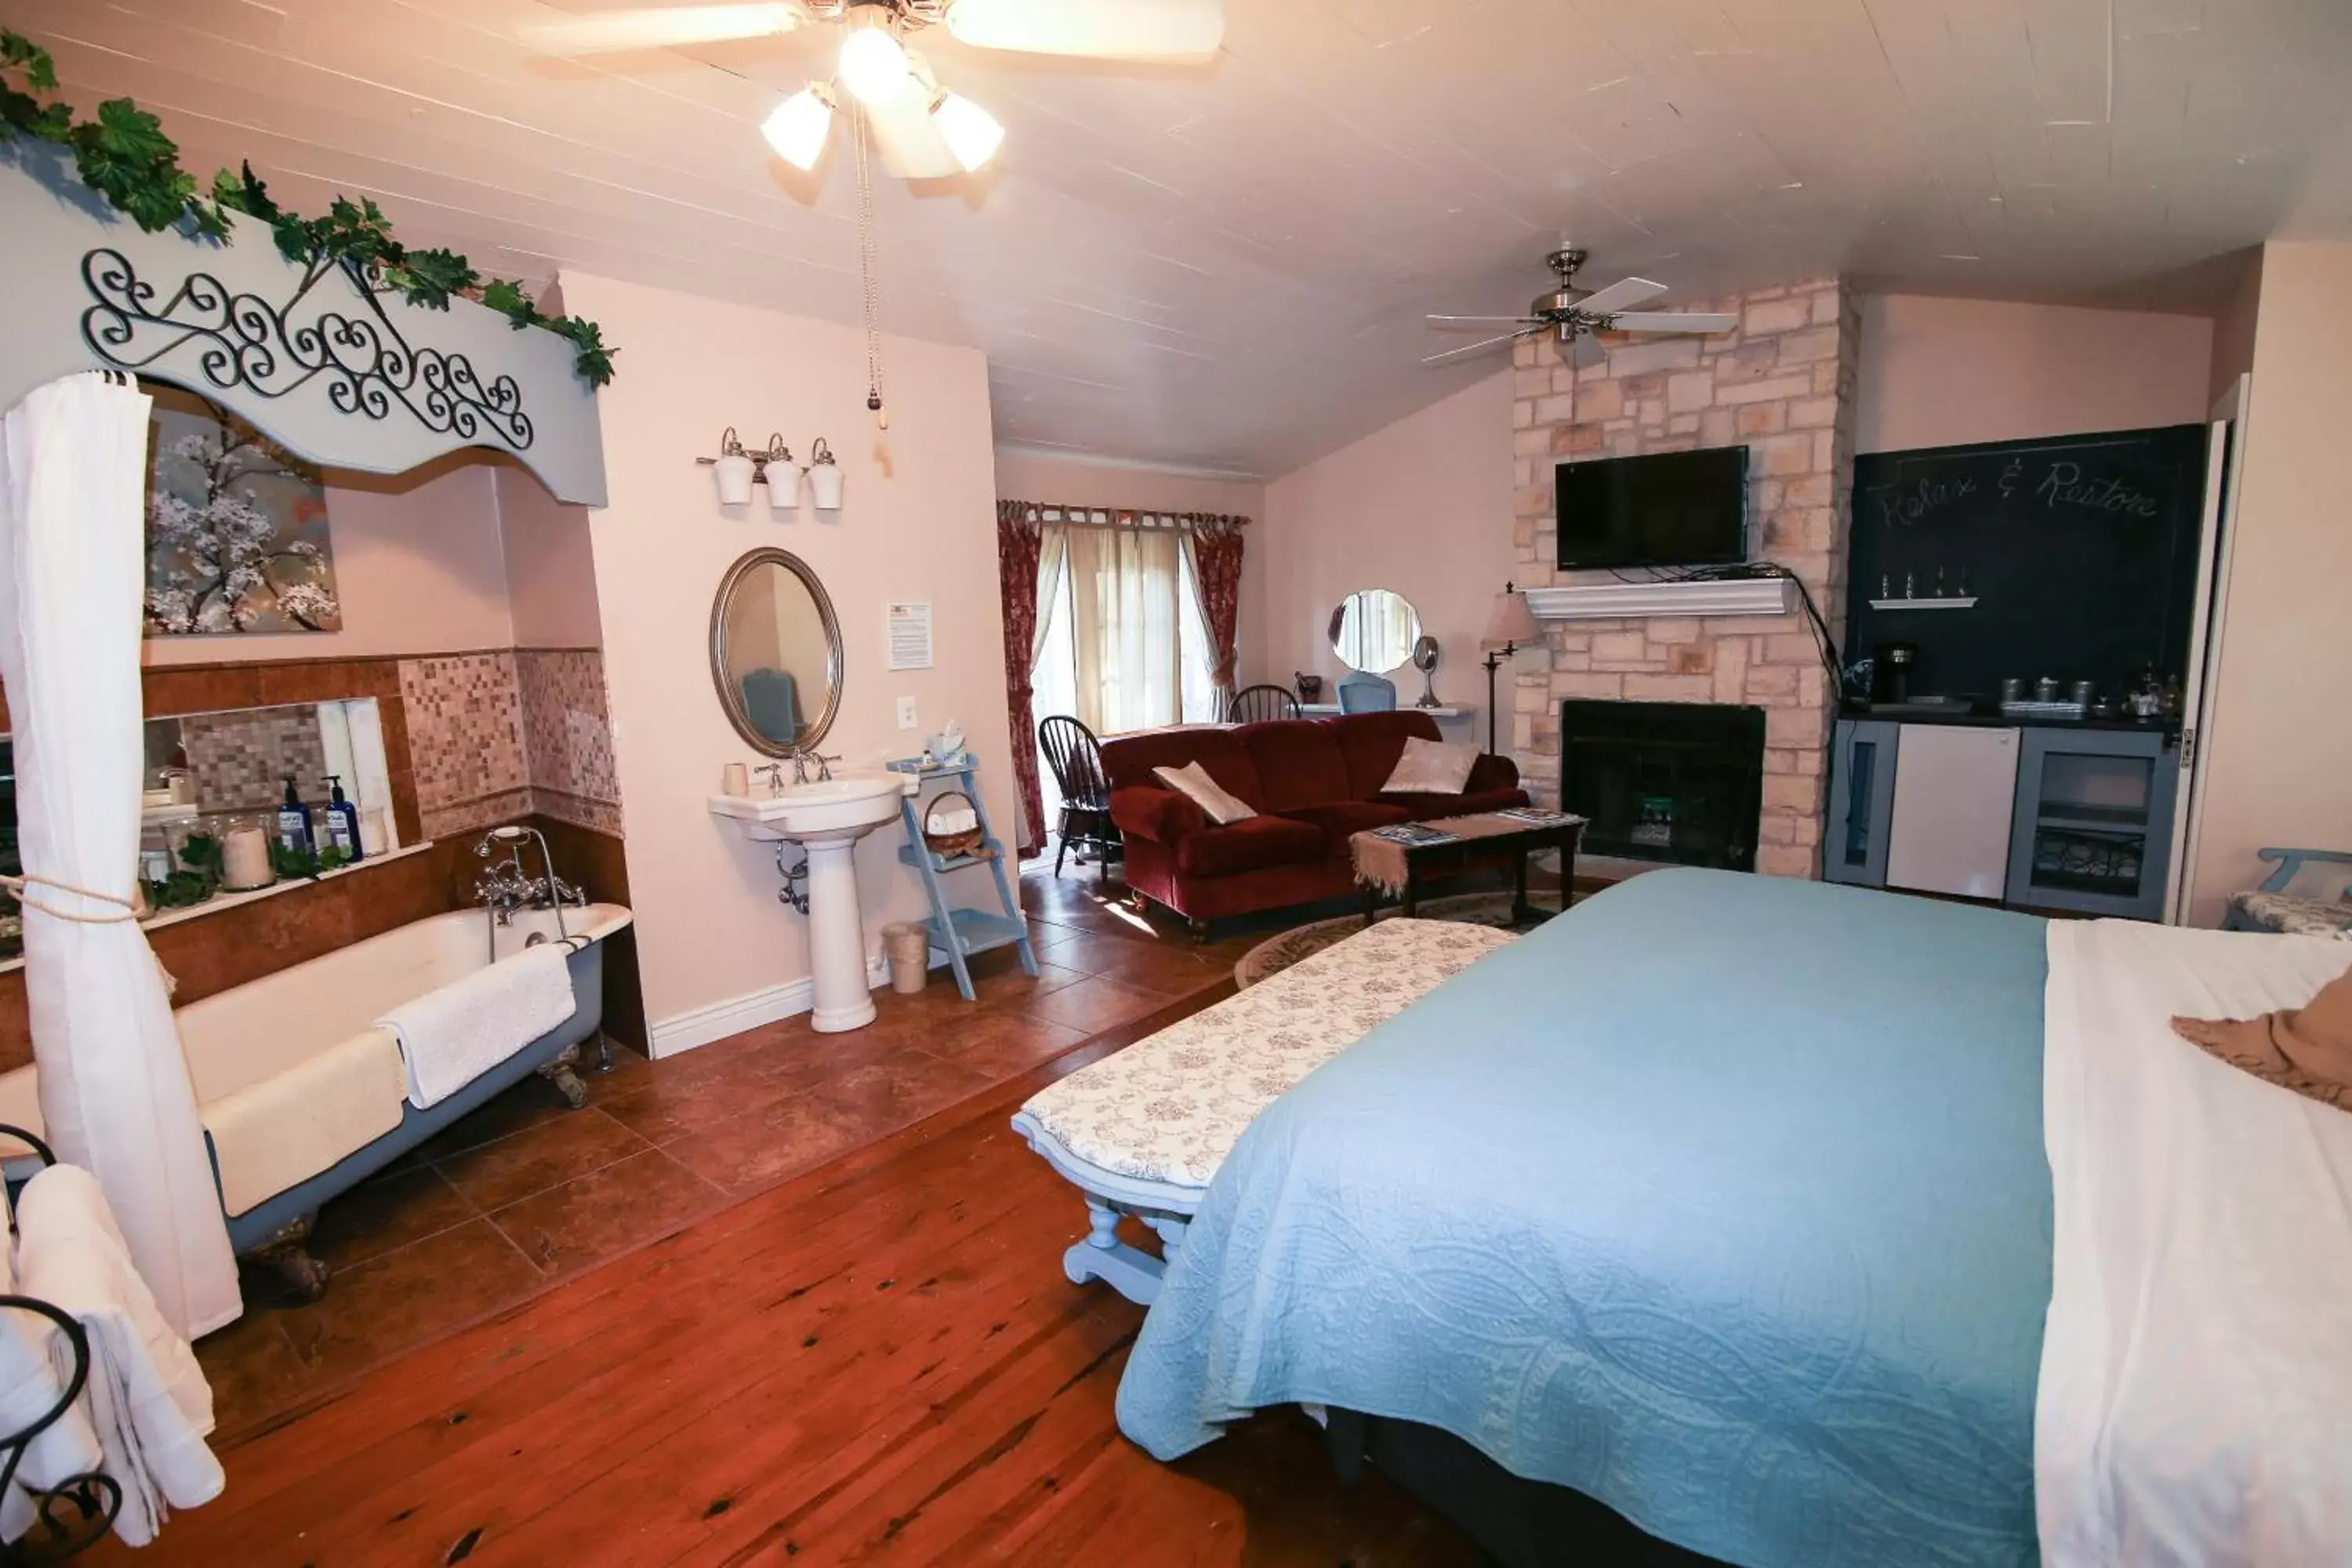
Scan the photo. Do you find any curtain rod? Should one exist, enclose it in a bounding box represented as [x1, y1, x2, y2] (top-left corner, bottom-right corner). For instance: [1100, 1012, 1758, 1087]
[999, 499, 1250, 532]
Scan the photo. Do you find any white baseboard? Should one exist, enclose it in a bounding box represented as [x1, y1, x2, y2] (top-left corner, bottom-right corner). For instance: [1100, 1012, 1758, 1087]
[649, 951, 895, 1058]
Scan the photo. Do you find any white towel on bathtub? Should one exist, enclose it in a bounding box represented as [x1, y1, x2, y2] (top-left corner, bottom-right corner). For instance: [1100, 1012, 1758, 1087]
[376, 943, 577, 1109]
[14, 1164, 223, 1547]
[201, 1027, 408, 1218]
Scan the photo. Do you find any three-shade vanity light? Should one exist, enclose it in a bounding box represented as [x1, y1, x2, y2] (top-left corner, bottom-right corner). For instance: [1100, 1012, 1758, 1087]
[699, 427, 845, 514]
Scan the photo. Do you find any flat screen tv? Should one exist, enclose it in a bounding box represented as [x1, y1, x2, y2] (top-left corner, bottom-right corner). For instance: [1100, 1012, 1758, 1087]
[1555, 445, 1749, 571]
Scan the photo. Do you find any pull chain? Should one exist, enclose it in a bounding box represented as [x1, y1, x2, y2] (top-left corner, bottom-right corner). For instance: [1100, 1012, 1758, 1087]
[852, 103, 888, 430]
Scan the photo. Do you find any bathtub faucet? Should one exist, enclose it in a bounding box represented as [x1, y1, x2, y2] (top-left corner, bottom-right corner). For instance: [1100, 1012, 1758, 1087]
[474, 825, 575, 942]
[474, 855, 539, 927]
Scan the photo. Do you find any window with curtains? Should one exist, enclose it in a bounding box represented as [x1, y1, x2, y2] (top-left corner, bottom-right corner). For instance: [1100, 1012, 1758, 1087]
[1033, 521, 1219, 739]
[1028, 522, 1218, 839]
[998, 500, 1247, 859]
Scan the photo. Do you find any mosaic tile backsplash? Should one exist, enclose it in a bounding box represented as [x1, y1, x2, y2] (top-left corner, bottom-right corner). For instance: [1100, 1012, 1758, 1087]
[397, 648, 622, 840]
[178, 706, 328, 812]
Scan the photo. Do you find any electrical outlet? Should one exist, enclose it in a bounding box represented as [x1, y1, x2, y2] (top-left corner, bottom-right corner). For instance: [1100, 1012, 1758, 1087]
[895, 696, 917, 730]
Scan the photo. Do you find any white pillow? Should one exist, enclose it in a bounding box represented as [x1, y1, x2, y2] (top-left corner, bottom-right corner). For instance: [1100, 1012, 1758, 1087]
[1381, 736, 1479, 796]
[1152, 761, 1254, 826]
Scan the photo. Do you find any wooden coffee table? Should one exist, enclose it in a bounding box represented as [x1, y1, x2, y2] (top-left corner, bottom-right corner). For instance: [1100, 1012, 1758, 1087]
[1356, 812, 1586, 927]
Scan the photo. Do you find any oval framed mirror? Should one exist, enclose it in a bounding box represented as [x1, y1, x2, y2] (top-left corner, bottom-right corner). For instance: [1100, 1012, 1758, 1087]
[1327, 587, 1422, 673]
[710, 547, 844, 757]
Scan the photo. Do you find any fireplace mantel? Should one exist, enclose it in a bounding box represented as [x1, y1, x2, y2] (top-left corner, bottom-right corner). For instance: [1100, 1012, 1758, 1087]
[1524, 577, 1799, 622]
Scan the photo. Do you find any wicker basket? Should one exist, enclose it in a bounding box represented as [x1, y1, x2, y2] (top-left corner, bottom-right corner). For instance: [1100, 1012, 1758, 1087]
[922, 790, 989, 859]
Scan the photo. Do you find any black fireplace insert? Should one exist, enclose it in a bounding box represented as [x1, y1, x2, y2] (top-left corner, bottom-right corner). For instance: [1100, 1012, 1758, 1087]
[1559, 700, 1766, 872]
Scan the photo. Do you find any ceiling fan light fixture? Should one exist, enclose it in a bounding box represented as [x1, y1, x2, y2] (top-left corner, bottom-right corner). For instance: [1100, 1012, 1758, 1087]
[930, 90, 1005, 171]
[761, 84, 834, 170]
[838, 11, 913, 105]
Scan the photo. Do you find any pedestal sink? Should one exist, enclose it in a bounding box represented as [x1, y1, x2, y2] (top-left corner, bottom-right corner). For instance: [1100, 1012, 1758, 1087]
[710, 771, 911, 1033]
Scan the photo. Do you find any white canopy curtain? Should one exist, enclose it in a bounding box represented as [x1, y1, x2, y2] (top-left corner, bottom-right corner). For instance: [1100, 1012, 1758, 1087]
[0, 374, 241, 1338]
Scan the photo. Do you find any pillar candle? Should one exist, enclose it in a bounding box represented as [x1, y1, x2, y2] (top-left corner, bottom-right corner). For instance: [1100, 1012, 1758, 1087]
[221, 825, 274, 891]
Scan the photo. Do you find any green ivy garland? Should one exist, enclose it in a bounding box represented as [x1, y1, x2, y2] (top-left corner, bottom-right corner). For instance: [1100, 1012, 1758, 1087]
[0, 30, 615, 387]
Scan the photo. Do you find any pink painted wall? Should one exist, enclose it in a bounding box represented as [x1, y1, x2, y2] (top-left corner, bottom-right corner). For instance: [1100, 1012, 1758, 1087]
[2187, 241, 2352, 925]
[496, 463, 603, 648]
[1254, 371, 1515, 739]
[1855, 295, 2214, 454]
[2209, 252, 2263, 405]
[140, 452, 516, 666]
[557, 273, 1011, 1047]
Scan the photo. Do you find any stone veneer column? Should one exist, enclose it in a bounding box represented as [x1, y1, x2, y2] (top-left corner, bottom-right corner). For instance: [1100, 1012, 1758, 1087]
[1509, 278, 1861, 878]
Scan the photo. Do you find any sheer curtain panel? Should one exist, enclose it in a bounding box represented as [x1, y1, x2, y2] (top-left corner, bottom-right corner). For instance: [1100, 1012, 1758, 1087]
[0, 374, 241, 1338]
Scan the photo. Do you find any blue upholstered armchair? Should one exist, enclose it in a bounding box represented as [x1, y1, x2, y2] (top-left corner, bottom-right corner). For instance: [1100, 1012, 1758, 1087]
[2223, 848, 2352, 935]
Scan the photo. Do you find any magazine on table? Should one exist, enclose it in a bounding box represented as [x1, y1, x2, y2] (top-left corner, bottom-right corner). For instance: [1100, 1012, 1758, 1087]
[1493, 807, 1579, 826]
[1373, 822, 1460, 847]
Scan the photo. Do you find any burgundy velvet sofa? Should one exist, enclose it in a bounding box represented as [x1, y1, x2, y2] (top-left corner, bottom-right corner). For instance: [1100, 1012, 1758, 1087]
[1101, 710, 1530, 930]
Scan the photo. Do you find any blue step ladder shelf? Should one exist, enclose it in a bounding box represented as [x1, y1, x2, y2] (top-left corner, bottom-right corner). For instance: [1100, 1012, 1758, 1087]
[889, 756, 1037, 1002]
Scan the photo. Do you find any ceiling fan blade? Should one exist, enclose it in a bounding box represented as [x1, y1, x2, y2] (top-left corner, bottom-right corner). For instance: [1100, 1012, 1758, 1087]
[1426, 314, 1547, 329]
[517, 2, 807, 54]
[1568, 276, 1668, 318]
[945, 0, 1223, 61]
[861, 94, 964, 180]
[1421, 330, 1534, 366]
[1604, 310, 1738, 334]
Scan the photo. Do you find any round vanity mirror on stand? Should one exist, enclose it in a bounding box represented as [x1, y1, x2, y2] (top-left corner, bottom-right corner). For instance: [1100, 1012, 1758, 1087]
[1327, 588, 1422, 673]
[710, 547, 844, 757]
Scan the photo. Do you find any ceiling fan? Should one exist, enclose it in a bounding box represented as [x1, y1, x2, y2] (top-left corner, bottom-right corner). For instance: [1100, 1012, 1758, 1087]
[522, 0, 1225, 178]
[1423, 246, 1737, 366]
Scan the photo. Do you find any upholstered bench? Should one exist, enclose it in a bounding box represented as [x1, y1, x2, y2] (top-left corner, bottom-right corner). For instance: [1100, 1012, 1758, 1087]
[1011, 917, 1518, 1304]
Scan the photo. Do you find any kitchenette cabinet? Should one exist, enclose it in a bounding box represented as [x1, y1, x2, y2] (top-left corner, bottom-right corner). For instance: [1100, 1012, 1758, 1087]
[1828, 717, 2179, 920]
[2003, 728, 2180, 920]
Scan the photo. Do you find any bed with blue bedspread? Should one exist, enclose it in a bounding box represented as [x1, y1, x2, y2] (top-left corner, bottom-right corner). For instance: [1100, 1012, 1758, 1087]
[1116, 868, 2054, 1568]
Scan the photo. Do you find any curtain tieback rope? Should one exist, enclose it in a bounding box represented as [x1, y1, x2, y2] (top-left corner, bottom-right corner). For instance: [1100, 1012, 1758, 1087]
[2, 872, 139, 924]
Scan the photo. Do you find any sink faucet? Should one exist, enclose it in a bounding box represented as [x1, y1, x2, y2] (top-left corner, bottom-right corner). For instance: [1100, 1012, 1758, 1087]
[789, 750, 841, 784]
[754, 762, 786, 795]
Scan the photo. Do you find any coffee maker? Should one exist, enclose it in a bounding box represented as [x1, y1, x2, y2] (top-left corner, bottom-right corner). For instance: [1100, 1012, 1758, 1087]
[1871, 641, 1919, 706]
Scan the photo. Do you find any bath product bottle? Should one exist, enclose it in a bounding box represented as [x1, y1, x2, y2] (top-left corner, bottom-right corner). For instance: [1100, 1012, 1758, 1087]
[321, 775, 361, 860]
[275, 777, 310, 853]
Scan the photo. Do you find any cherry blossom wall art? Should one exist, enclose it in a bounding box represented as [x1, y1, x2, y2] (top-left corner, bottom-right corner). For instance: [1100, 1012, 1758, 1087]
[143, 386, 343, 637]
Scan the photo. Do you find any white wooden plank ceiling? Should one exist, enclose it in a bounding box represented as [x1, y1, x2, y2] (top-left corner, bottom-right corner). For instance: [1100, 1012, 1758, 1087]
[5, 0, 2347, 474]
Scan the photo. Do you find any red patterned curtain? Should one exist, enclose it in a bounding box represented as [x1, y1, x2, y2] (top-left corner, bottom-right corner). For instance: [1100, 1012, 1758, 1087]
[996, 501, 1048, 856]
[1187, 515, 1247, 706]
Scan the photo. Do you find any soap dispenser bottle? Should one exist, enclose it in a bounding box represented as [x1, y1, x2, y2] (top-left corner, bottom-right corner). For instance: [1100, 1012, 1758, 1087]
[321, 775, 361, 860]
[275, 776, 310, 853]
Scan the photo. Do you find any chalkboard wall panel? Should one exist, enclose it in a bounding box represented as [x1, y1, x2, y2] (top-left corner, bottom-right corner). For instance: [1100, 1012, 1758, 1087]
[1848, 424, 2208, 702]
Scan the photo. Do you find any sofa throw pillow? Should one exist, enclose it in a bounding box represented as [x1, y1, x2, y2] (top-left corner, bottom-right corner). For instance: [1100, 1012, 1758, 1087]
[1381, 736, 1480, 797]
[1153, 762, 1254, 826]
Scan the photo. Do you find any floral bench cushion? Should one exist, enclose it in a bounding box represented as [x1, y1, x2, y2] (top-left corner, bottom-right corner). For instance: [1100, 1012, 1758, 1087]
[2230, 890, 2352, 938]
[1018, 918, 1517, 1190]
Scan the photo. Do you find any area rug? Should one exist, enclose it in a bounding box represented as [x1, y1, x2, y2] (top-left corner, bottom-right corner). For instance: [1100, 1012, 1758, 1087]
[1235, 891, 1563, 989]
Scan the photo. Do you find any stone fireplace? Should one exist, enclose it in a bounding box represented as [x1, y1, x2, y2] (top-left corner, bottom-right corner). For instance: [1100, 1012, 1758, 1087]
[1508, 278, 1860, 877]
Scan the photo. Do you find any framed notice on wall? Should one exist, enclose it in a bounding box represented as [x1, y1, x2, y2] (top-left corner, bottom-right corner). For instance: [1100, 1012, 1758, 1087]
[887, 601, 934, 670]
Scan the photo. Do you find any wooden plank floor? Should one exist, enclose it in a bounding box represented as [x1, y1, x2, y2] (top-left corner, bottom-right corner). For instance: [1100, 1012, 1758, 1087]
[102, 995, 1480, 1566]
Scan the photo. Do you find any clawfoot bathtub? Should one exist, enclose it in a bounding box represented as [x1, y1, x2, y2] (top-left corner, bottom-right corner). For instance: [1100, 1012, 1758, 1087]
[0, 902, 633, 1303]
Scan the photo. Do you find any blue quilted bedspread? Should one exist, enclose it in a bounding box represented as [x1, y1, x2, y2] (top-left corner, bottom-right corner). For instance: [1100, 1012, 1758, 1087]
[1117, 869, 2052, 1568]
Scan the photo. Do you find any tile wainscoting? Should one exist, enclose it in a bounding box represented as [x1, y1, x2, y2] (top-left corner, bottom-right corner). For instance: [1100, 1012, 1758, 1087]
[399, 648, 624, 840]
[1510, 277, 1862, 877]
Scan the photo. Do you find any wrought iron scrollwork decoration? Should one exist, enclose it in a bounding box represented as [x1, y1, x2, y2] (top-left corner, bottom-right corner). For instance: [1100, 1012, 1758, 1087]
[78, 248, 536, 451]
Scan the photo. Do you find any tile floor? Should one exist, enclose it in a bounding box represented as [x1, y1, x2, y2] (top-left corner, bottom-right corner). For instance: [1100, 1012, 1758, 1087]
[195, 865, 1265, 1436]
